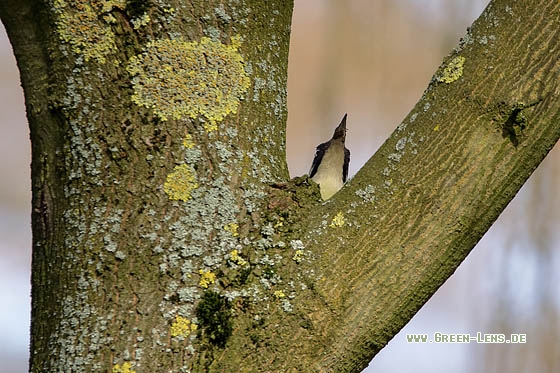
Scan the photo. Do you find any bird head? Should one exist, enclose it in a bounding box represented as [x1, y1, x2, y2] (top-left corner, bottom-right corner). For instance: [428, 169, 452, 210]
[332, 113, 347, 142]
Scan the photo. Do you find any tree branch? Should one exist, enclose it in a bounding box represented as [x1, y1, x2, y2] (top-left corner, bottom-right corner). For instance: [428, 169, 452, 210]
[301, 0, 560, 370]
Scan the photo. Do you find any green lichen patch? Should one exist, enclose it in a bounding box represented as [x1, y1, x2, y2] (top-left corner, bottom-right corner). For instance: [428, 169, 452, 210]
[163, 164, 198, 201]
[195, 291, 233, 348]
[53, 0, 126, 63]
[437, 56, 465, 84]
[126, 36, 251, 130]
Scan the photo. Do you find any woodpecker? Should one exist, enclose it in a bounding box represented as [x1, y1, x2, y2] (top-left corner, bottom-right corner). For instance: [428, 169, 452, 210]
[309, 114, 350, 200]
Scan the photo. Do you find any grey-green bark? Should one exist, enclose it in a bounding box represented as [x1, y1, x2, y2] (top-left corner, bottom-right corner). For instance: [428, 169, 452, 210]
[1, 0, 559, 372]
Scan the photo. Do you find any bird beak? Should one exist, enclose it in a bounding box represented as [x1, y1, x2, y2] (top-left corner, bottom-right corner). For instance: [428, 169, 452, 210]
[333, 113, 347, 140]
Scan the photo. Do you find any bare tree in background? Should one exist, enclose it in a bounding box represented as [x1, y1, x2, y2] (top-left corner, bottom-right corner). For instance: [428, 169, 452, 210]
[0, 0, 559, 372]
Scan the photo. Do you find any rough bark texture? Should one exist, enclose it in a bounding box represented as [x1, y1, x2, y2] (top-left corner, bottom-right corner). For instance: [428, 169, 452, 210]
[1, 0, 559, 372]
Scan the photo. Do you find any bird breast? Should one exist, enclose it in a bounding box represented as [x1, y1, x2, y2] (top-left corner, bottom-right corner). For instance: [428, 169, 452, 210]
[311, 141, 345, 200]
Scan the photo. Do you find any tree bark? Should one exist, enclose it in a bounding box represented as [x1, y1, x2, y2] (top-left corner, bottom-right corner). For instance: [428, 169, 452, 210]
[1, 0, 559, 372]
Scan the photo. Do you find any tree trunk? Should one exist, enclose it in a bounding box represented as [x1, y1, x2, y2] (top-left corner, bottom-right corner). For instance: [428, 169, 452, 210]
[1, 0, 559, 372]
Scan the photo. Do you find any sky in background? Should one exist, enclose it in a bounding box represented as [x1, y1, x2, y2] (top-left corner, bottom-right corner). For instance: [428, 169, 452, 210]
[0, 17, 32, 372]
[1, 1, 559, 372]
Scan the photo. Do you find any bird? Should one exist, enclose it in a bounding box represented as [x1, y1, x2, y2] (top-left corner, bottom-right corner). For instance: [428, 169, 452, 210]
[309, 114, 350, 200]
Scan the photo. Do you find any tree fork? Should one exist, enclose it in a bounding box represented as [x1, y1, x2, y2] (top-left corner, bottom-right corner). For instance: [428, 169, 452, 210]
[1, 0, 559, 372]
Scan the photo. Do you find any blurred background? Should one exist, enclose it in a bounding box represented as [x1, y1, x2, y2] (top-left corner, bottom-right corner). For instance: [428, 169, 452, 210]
[1, 1, 558, 372]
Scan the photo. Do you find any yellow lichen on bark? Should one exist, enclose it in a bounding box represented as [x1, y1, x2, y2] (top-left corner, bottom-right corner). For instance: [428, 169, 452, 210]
[170, 316, 197, 338]
[163, 164, 198, 202]
[229, 249, 247, 266]
[127, 36, 251, 130]
[199, 270, 216, 288]
[52, 0, 126, 63]
[437, 56, 465, 84]
[112, 362, 135, 373]
[182, 134, 196, 149]
[329, 212, 345, 228]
